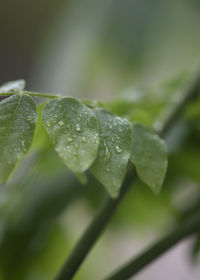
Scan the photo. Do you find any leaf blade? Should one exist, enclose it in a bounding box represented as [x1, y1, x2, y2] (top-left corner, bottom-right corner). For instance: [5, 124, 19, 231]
[91, 109, 132, 198]
[0, 94, 37, 182]
[42, 98, 99, 173]
[130, 124, 168, 194]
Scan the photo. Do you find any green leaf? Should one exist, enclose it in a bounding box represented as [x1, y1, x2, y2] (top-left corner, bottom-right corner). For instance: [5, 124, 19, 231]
[0, 94, 37, 182]
[91, 109, 132, 198]
[130, 124, 168, 194]
[32, 103, 51, 149]
[42, 98, 99, 173]
[0, 80, 25, 92]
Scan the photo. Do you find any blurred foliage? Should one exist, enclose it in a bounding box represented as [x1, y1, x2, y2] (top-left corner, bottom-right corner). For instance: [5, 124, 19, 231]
[1, 71, 200, 279]
[1, 0, 200, 279]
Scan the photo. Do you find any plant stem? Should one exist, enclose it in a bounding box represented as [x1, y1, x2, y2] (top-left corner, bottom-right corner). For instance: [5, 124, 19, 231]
[105, 209, 200, 280]
[161, 70, 200, 137]
[55, 70, 200, 280]
[55, 168, 137, 280]
[25, 91, 60, 99]
[0, 91, 60, 99]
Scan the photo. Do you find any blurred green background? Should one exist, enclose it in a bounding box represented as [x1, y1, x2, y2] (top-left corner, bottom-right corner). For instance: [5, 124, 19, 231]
[1, 1, 200, 279]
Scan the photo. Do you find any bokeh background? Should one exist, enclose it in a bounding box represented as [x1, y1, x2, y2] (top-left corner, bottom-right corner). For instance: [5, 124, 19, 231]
[1, 1, 200, 279]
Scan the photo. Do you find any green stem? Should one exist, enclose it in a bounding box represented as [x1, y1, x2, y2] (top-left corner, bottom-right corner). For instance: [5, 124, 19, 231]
[161, 70, 200, 137]
[55, 70, 200, 280]
[55, 168, 137, 280]
[25, 91, 60, 99]
[0, 91, 60, 99]
[105, 209, 200, 280]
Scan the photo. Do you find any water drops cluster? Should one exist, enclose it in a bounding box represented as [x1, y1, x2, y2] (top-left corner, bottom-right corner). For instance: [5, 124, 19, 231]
[42, 97, 167, 198]
[0, 80, 168, 198]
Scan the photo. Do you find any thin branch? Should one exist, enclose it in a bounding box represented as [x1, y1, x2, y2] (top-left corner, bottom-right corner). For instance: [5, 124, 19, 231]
[161, 70, 200, 137]
[104, 209, 200, 280]
[24, 91, 60, 99]
[55, 70, 200, 280]
[55, 168, 137, 280]
[0, 91, 60, 99]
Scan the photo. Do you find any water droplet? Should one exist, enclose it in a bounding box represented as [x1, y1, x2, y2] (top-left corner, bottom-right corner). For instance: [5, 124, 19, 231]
[114, 145, 122, 153]
[104, 141, 110, 160]
[46, 121, 51, 127]
[26, 115, 32, 121]
[58, 120, 64, 126]
[75, 124, 81, 132]
[92, 134, 99, 144]
[106, 168, 110, 172]
[73, 151, 78, 156]
[82, 136, 86, 143]
[21, 140, 26, 152]
[67, 137, 73, 143]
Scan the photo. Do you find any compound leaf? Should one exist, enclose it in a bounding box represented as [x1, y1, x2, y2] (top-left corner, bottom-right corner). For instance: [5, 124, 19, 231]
[0, 94, 37, 182]
[130, 124, 167, 194]
[42, 98, 99, 174]
[91, 109, 132, 198]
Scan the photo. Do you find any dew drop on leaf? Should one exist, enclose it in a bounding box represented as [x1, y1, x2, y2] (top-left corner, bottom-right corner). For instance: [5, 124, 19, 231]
[46, 121, 51, 127]
[67, 137, 73, 143]
[82, 136, 86, 143]
[104, 141, 111, 161]
[58, 120, 64, 126]
[0, 94, 37, 182]
[42, 98, 99, 173]
[114, 145, 122, 153]
[91, 109, 132, 198]
[75, 124, 82, 132]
